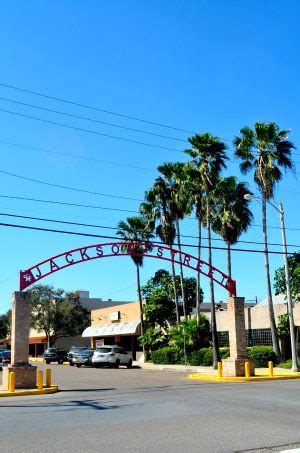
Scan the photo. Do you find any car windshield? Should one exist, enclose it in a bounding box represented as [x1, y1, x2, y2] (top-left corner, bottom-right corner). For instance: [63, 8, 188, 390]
[78, 350, 94, 355]
[96, 347, 112, 353]
[70, 347, 86, 352]
[46, 348, 57, 353]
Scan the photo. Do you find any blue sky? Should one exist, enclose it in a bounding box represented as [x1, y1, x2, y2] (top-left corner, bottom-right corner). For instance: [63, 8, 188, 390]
[0, 1, 299, 312]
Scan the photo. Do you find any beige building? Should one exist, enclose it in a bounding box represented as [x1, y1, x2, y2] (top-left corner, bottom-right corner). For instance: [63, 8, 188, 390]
[82, 301, 141, 360]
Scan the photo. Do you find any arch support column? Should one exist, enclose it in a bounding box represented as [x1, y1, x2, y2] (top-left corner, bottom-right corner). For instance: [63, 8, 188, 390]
[222, 296, 255, 377]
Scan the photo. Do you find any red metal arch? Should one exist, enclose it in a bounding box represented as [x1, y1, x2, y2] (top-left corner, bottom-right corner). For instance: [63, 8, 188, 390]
[20, 241, 236, 296]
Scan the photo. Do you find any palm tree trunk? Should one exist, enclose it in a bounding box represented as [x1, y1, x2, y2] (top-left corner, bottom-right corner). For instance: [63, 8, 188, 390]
[136, 264, 145, 356]
[262, 197, 281, 361]
[227, 242, 232, 279]
[196, 217, 202, 326]
[171, 257, 180, 325]
[206, 193, 220, 368]
[175, 218, 187, 320]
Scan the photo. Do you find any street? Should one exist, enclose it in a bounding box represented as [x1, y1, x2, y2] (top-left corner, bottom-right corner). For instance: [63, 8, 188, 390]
[0, 364, 300, 452]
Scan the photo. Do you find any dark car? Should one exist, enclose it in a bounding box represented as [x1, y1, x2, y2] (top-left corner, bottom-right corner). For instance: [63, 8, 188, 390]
[43, 348, 68, 364]
[0, 350, 11, 370]
[67, 346, 88, 366]
[72, 349, 94, 368]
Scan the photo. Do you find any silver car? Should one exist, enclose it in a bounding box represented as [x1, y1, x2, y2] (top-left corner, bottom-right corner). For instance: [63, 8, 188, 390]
[92, 346, 133, 368]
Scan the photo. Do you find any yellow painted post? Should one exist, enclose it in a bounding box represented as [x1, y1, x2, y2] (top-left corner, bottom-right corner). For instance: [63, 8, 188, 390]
[245, 361, 250, 378]
[9, 371, 15, 392]
[46, 369, 52, 387]
[37, 370, 43, 390]
[217, 362, 222, 378]
[268, 361, 274, 377]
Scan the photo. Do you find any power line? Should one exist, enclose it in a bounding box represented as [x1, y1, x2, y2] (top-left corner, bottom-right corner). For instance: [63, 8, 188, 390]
[0, 140, 155, 172]
[0, 96, 187, 143]
[1, 211, 299, 248]
[0, 220, 294, 255]
[0, 169, 142, 202]
[0, 82, 197, 135]
[0, 108, 182, 153]
[0, 194, 137, 213]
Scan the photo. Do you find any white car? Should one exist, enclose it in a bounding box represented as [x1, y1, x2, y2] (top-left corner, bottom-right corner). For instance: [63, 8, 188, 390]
[92, 346, 133, 368]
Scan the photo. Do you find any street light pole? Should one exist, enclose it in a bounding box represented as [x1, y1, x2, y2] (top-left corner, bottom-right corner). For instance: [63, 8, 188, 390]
[278, 202, 298, 372]
[244, 194, 298, 372]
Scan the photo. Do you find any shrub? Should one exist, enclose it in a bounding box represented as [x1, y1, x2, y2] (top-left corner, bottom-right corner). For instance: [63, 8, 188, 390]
[151, 346, 183, 365]
[277, 359, 300, 369]
[187, 348, 229, 366]
[247, 346, 278, 367]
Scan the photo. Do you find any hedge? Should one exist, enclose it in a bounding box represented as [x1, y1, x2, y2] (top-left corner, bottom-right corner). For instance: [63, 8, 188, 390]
[151, 346, 277, 367]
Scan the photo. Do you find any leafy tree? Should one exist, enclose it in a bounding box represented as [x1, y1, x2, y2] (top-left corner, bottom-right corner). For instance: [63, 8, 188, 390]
[141, 178, 180, 324]
[210, 176, 253, 279]
[234, 121, 295, 361]
[117, 216, 154, 339]
[157, 162, 193, 319]
[277, 314, 290, 340]
[138, 327, 167, 355]
[29, 285, 90, 347]
[274, 252, 300, 302]
[185, 133, 228, 368]
[0, 310, 10, 339]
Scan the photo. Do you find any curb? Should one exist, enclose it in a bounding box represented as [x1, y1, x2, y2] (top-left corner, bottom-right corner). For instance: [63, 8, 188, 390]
[188, 373, 300, 383]
[0, 385, 59, 397]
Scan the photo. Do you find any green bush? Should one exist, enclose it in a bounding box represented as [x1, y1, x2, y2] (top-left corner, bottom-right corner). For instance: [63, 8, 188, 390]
[187, 348, 230, 366]
[247, 346, 277, 367]
[151, 347, 183, 365]
[277, 360, 300, 369]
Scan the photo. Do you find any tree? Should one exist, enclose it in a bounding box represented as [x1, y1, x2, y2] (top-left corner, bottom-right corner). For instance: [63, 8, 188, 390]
[142, 287, 175, 328]
[210, 176, 253, 279]
[157, 162, 193, 319]
[117, 216, 154, 339]
[274, 252, 300, 303]
[185, 133, 228, 368]
[168, 317, 211, 355]
[29, 285, 90, 347]
[141, 178, 180, 324]
[138, 327, 167, 355]
[0, 310, 10, 339]
[234, 121, 295, 361]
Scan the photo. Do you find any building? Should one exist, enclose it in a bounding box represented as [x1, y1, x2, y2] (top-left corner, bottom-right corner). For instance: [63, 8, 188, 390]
[82, 301, 142, 360]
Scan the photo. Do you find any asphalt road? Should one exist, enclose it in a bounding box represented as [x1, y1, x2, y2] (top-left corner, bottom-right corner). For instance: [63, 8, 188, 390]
[1, 363, 300, 453]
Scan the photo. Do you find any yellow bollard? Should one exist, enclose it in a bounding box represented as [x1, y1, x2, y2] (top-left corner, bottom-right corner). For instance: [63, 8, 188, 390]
[9, 371, 15, 392]
[245, 361, 250, 378]
[37, 370, 43, 391]
[46, 369, 52, 388]
[268, 361, 274, 377]
[217, 362, 222, 378]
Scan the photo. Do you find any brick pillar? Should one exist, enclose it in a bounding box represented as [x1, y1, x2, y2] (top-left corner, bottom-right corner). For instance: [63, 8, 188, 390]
[2, 292, 37, 390]
[222, 297, 255, 377]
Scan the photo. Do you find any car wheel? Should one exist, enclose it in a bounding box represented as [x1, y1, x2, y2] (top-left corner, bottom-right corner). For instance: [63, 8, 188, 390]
[46, 360, 50, 365]
[58, 358, 63, 364]
[69, 362, 74, 366]
[76, 364, 81, 368]
[127, 359, 133, 369]
[114, 360, 120, 369]
[94, 363, 100, 368]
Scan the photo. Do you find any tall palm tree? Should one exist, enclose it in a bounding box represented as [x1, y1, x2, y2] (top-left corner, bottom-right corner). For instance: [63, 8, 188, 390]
[234, 121, 295, 361]
[185, 133, 228, 368]
[117, 216, 154, 339]
[186, 163, 206, 326]
[157, 162, 193, 320]
[210, 176, 253, 280]
[141, 178, 180, 325]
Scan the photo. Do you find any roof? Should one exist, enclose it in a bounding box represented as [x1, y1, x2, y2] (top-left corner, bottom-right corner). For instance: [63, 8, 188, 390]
[82, 321, 141, 338]
[256, 294, 287, 307]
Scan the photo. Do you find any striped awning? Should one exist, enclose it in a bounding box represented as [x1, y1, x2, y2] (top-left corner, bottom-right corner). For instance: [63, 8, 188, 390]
[82, 321, 141, 338]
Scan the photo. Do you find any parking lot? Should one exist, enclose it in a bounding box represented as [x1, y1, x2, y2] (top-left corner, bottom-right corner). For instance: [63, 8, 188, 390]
[1, 362, 300, 452]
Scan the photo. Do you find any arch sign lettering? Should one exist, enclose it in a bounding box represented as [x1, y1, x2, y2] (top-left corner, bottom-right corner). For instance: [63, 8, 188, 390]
[20, 241, 236, 296]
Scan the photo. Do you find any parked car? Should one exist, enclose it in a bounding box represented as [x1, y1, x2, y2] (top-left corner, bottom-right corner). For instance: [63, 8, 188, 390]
[0, 350, 11, 370]
[72, 349, 94, 367]
[43, 348, 68, 364]
[67, 347, 88, 366]
[92, 346, 133, 368]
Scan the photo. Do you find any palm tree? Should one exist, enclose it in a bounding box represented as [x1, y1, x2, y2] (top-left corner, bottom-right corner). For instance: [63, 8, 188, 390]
[141, 178, 180, 325]
[117, 216, 154, 339]
[186, 163, 206, 326]
[185, 133, 228, 368]
[234, 121, 295, 361]
[210, 176, 253, 280]
[157, 162, 193, 320]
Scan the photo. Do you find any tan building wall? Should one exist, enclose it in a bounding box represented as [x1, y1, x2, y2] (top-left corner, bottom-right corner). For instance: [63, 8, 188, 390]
[91, 301, 141, 326]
